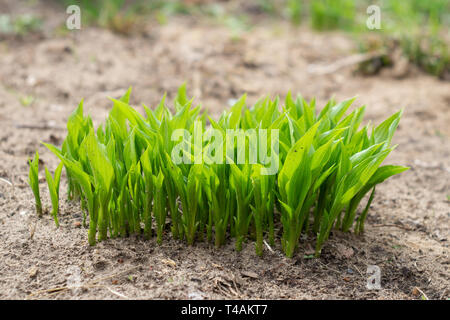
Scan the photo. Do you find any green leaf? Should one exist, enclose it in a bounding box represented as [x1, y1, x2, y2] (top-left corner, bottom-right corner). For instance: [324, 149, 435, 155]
[340, 149, 392, 204]
[228, 94, 246, 129]
[329, 97, 356, 125]
[28, 151, 42, 215]
[45, 165, 61, 227]
[373, 110, 402, 145]
[84, 129, 114, 193]
[278, 120, 321, 198]
[368, 165, 409, 186]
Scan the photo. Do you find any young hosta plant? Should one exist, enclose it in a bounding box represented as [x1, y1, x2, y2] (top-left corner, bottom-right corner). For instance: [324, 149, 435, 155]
[153, 169, 166, 244]
[277, 121, 338, 257]
[36, 84, 408, 258]
[45, 162, 63, 227]
[250, 164, 275, 256]
[205, 164, 233, 248]
[28, 151, 42, 216]
[83, 129, 115, 242]
[140, 147, 154, 239]
[230, 163, 253, 252]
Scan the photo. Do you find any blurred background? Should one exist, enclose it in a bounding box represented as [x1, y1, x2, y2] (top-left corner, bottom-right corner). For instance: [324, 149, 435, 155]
[0, 1, 448, 115]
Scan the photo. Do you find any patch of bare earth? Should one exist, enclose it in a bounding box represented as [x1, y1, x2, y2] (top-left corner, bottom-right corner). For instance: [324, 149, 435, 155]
[0, 4, 448, 300]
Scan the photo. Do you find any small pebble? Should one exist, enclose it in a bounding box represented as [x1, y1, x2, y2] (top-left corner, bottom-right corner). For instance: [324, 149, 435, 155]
[162, 258, 176, 268]
[28, 266, 38, 278]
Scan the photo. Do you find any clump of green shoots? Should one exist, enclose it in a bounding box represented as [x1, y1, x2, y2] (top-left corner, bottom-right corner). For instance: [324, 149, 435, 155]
[34, 84, 408, 258]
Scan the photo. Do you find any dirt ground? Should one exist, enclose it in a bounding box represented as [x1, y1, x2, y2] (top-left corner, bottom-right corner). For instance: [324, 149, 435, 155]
[0, 1, 449, 300]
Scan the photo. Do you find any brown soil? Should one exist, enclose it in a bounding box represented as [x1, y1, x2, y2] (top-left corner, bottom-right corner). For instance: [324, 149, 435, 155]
[0, 1, 448, 300]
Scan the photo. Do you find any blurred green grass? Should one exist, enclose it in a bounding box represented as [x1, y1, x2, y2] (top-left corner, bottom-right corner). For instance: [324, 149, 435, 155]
[55, 1, 450, 78]
[58, 1, 449, 33]
[0, 13, 42, 36]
